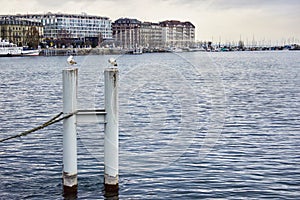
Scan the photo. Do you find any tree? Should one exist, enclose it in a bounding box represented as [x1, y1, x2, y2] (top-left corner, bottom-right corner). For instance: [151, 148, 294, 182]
[98, 32, 103, 47]
[24, 27, 40, 48]
[57, 29, 73, 48]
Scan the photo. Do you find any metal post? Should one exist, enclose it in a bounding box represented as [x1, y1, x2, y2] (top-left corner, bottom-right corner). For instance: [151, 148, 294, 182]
[62, 68, 78, 192]
[104, 68, 119, 192]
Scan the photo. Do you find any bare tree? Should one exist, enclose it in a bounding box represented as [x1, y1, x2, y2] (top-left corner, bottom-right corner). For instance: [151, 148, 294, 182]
[24, 27, 40, 48]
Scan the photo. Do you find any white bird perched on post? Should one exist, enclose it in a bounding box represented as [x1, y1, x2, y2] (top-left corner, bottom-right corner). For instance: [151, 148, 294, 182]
[67, 55, 77, 65]
[108, 58, 117, 67]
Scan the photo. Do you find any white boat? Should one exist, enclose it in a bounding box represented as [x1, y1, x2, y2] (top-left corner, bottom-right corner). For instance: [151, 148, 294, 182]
[126, 47, 143, 54]
[169, 47, 183, 53]
[133, 47, 143, 54]
[0, 38, 40, 57]
[21, 47, 41, 56]
[188, 47, 206, 52]
[0, 39, 22, 57]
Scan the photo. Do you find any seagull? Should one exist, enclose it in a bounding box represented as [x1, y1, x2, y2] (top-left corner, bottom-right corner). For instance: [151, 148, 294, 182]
[67, 55, 77, 65]
[108, 58, 118, 66]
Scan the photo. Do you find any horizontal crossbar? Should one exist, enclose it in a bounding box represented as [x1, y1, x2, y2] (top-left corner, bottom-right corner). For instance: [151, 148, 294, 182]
[76, 109, 106, 124]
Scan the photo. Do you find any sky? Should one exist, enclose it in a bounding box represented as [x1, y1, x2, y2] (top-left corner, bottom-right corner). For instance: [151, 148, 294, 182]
[1, 0, 299, 45]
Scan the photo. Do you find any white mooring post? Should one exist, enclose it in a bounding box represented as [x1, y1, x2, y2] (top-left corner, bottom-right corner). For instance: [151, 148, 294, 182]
[62, 67, 119, 194]
[104, 68, 119, 192]
[62, 68, 78, 191]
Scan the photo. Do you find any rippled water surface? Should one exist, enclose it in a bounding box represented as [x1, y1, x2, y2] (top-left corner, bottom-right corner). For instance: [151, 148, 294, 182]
[0, 51, 299, 199]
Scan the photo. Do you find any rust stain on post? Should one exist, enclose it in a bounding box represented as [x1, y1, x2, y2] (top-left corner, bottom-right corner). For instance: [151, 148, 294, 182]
[104, 67, 119, 193]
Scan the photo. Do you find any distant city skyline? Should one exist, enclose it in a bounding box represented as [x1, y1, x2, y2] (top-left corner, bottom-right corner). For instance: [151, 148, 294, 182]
[1, 0, 299, 45]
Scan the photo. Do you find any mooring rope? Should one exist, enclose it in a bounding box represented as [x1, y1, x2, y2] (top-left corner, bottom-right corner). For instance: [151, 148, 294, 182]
[0, 111, 77, 143]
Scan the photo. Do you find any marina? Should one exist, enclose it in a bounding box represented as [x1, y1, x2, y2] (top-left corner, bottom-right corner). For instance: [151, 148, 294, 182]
[36, 44, 300, 57]
[0, 51, 299, 199]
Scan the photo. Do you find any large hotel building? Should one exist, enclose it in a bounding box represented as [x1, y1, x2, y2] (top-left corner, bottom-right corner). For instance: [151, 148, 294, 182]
[112, 18, 195, 49]
[15, 13, 113, 40]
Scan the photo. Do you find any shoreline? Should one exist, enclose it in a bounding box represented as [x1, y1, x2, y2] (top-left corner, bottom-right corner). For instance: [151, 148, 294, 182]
[40, 47, 300, 56]
[42, 48, 125, 56]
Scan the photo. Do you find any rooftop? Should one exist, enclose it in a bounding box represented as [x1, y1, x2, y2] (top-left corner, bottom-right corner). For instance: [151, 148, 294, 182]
[0, 18, 43, 26]
[0, 13, 110, 20]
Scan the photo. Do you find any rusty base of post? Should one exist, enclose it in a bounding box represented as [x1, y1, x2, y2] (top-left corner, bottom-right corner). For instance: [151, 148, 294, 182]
[104, 173, 119, 193]
[104, 184, 119, 199]
[63, 185, 78, 198]
[104, 183, 119, 193]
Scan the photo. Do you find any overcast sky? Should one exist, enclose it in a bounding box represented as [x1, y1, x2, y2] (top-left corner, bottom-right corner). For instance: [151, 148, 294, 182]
[1, 0, 299, 44]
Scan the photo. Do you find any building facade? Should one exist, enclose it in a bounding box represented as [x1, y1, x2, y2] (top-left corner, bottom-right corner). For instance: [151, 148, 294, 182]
[112, 18, 195, 49]
[16, 12, 112, 41]
[0, 14, 195, 49]
[112, 18, 142, 49]
[140, 22, 163, 48]
[0, 17, 43, 48]
[159, 20, 195, 47]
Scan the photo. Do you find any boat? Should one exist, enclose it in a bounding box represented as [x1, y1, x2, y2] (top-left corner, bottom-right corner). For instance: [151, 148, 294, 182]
[290, 44, 300, 51]
[187, 47, 206, 52]
[133, 47, 143, 54]
[0, 39, 22, 57]
[132, 43, 143, 54]
[21, 47, 41, 56]
[168, 47, 183, 53]
[126, 47, 143, 54]
[0, 38, 41, 57]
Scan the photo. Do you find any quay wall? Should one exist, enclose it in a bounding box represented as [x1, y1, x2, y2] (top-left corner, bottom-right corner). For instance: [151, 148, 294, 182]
[42, 48, 125, 56]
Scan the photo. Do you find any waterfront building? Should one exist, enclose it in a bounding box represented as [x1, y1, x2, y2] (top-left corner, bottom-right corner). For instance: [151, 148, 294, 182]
[112, 18, 142, 49]
[140, 22, 163, 48]
[159, 20, 195, 47]
[0, 17, 43, 48]
[12, 12, 112, 46]
[112, 18, 195, 49]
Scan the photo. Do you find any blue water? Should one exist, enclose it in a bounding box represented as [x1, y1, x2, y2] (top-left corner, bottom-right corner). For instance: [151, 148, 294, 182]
[0, 51, 299, 199]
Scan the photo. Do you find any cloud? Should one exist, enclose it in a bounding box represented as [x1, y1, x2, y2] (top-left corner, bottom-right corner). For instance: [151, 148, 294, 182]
[177, 0, 300, 10]
[0, 0, 299, 42]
